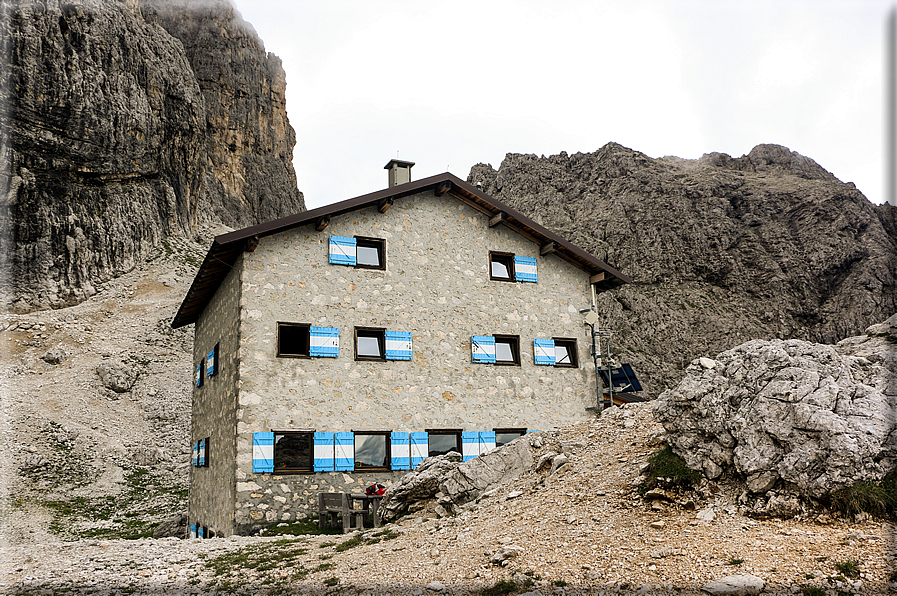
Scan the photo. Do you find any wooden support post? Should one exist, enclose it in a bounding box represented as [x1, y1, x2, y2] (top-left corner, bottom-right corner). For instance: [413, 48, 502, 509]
[489, 212, 507, 228]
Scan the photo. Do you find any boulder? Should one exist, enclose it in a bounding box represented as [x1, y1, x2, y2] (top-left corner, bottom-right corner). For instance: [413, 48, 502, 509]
[152, 510, 188, 539]
[96, 361, 138, 393]
[653, 324, 897, 498]
[379, 437, 534, 522]
[702, 574, 764, 595]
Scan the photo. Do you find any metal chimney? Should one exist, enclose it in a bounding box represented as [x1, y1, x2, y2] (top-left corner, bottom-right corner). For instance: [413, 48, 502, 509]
[384, 159, 415, 187]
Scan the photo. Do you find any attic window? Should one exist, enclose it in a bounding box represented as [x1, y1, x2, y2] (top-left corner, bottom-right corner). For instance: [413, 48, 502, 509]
[489, 252, 514, 281]
[355, 236, 385, 270]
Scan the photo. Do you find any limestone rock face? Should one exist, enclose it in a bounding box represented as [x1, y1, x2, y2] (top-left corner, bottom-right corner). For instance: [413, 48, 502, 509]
[468, 144, 897, 396]
[652, 318, 897, 497]
[1, 0, 304, 312]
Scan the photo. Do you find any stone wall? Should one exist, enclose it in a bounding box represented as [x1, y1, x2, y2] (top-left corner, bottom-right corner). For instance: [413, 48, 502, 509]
[189, 255, 243, 536]
[230, 189, 599, 532]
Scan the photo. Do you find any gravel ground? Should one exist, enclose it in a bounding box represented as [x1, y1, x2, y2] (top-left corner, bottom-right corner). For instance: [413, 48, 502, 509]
[2, 405, 894, 595]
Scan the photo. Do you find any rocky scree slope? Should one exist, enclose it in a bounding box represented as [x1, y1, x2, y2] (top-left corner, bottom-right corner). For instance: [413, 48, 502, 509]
[468, 144, 897, 397]
[0, 0, 305, 312]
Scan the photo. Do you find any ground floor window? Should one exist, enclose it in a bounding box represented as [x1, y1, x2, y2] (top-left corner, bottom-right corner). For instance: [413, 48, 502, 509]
[274, 432, 313, 472]
[354, 431, 390, 470]
[494, 428, 526, 447]
[426, 429, 462, 457]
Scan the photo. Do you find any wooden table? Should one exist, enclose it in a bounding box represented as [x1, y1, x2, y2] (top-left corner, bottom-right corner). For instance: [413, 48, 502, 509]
[348, 493, 383, 528]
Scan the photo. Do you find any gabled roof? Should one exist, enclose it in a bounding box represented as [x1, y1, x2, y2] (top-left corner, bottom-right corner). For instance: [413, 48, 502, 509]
[171, 173, 631, 328]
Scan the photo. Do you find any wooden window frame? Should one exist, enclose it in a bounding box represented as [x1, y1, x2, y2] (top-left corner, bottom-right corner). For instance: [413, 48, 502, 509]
[273, 430, 315, 474]
[353, 430, 391, 472]
[354, 236, 386, 270]
[425, 429, 462, 457]
[489, 251, 515, 281]
[493, 428, 527, 447]
[553, 337, 579, 368]
[354, 327, 386, 361]
[493, 334, 520, 366]
[277, 322, 311, 358]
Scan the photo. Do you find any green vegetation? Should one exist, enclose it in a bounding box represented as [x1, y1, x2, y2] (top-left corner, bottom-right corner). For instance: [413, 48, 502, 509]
[638, 446, 703, 494]
[552, 579, 569, 587]
[481, 579, 521, 596]
[203, 537, 337, 589]
[260, 516, 343, 537]
[332, 528, 399, 553]
[834, 559, 861, 579]
[323, 577, 340, 587]
[728, 558, 745, 566]
[800, 586, 826, 596]
[826, 469, 897, 519]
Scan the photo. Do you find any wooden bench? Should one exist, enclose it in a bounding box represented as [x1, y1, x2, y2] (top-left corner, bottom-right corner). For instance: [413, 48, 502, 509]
[318, 492, 365, 534]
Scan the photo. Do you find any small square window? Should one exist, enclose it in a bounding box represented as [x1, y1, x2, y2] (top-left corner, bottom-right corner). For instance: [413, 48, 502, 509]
[355, 237, 385, 270]
[277, 323, 310, 358]
[553, 338, 579, 368]
[274, 432, 313, 473]
[494, 335, 520, 366]
[489, 252, 515, 281]
[355, 327, 385, 360]
[426, 430, 461, 457]
[354, 432, 390, 470]
[494, 428, 526, 447]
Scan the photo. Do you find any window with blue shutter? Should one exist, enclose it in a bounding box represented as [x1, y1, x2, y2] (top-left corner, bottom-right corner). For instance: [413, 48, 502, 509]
[313, 432, 335, 472]
[310, 327, 339, 358]
[198, 439, 206, 467]
[514, 256, 538, 282]
[329, 235, 357, 266]
[534, 338, 556, 366]
[461, 431, 479, 462]
[478, 431, 496, 454]
[390, 432, 410, 470]
[197, 526, 204, 539]
[334, 432, 354, 471]
[190, 523, 197, 539]
[192, 442, 198, 467]
[410, 432, 428, 469]
[206, 344, 218, 377]
[471, 335, 496, 363]
[194, 362, 203, 388]
[385, 330, 412, 360]
[252, 432, 274, 473]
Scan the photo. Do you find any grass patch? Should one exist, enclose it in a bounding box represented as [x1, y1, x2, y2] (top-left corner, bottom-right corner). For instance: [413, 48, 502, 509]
[204, 538, 336, 588]
[323, 577, 339, 587]
[826, 469, 897, 519]
[638, 446, 703, 494]
[801, 586, 826, 596]
[333, 528, 399, 552]
[728, 558, 745, 566]
[552, 579, 569, 587]
[834, 559, 860, 579]
[261, 516, 344, 537]
[481, 579, 520, 596]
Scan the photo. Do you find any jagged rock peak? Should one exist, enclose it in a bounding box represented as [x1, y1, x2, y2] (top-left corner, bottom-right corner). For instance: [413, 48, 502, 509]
[698, 143, 836, 181]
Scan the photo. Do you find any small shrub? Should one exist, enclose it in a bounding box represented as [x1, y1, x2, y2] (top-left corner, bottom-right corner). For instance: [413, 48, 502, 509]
[804, 573, 815, 580]
[552, 579, 569, 587]
[481, 579, 519, 596]
[834, 559, 860, 579]
[638, 446, 702, 494]
[323, 577, 339, 587]
[801, 586, 825, 596]
[728, 558, 745, 566]
[826, 469, 897, 519]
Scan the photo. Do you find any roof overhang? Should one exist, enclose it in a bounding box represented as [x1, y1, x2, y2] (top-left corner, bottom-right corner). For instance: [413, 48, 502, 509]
[171, 173, 631, 328]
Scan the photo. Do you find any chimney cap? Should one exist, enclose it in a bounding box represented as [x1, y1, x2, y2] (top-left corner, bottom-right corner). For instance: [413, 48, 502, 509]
[384, 159, 416, 169]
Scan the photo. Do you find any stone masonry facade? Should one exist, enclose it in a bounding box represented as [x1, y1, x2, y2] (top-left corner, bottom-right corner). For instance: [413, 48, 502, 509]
[190, 189, 604, 536]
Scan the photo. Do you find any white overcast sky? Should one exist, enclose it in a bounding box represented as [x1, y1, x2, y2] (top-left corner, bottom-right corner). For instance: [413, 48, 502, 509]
[231, 1, 894, 210]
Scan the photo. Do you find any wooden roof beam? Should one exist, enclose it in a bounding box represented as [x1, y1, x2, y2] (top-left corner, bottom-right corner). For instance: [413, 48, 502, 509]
[378, 198, 394, 213]
[489, 212, 508, 228]
[435, 180, 452, 196]
[315, 216, 330, 231]
[540, 242, 557, 256]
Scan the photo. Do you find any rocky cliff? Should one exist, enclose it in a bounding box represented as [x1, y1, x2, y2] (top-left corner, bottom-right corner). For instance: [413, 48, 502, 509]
[0, 0, 305, 312]
[468, 144, 897, 397]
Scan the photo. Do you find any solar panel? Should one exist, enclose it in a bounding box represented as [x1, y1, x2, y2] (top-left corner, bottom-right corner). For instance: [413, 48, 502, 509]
[598, 363, 643, 393]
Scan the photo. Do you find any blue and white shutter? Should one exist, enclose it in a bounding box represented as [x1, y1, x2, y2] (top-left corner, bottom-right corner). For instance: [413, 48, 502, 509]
[313, 432, 335, 472]
[192, 442, 198, 467]
[329, 235, 357, 266]
[533, 338, 556, 366]
[310, 327, 339, 358]
[334, 432, 354, 471]
[461, 431, 479, 462]
[190, 523, 197, 539]
[206, 345, 217, 377]
[197, 526, 204, 539]
[385, 331, 412, 361]
[390, 432, 410, 470]
[471, 336, 496, 363]
[478, 431, 496, 455]
[198, 439, 206, 467]
[194, 363, 203, 388]
[514, 256, 538, 282]
[410, 432, 428, 469]
[252, 432, 274, 473]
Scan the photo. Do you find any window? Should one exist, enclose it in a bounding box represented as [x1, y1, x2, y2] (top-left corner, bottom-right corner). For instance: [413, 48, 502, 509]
[489, 252, 538, 282]
[427, 429, 462, 457]
[494, 428, 526, 447]
[328, 235, 385, 270]
[355, 327, 385, 360]
[494, 335, 520, 366]
[355, 236, 385, 270]
[553, 338, 579, 368]
[206, 343, 219, 377]
[274, 432, 313, 473]
[194, 360, 204, 388]
[277, 323, 310, 357]
[354, 431, 390, 470]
